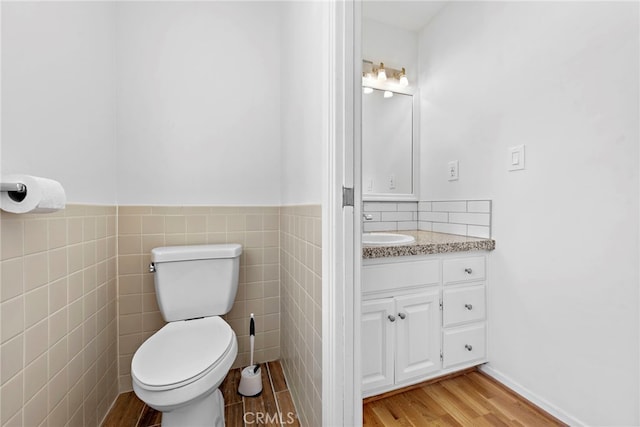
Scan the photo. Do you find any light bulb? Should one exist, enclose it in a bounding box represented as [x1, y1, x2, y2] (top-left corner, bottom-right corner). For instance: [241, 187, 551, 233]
[383, 90, 393, 98]
[377, 63, 387, 81]
[399, 68, 409, 87]
[363, 87, 373, 95]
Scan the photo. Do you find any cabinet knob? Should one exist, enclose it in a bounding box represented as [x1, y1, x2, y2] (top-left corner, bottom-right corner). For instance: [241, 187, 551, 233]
[464, 304, 473, 310]
[465, 344, 473, 351]
[464, 268, 473, 274]
[388, 315, 396, 322]
[398, 312, 406, 320]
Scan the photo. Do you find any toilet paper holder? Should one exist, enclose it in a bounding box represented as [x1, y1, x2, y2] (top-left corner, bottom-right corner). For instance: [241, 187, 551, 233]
[1, 182, 27, 202]
[1, 182, 27, 193]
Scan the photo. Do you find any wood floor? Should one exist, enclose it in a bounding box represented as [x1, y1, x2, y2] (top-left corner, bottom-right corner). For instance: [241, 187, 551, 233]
[103, 362, 564, 427]
[363, 369, 567, 427]
[102, 361, 299, 427]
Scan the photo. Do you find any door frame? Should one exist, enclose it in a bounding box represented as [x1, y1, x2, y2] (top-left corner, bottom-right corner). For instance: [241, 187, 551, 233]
[323, 0, 362, 425]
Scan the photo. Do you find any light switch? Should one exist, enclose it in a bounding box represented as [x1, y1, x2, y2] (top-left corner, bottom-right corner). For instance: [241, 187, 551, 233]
[448, 160, 459, 181]
[508, 145, 525, 171]
[511, 152, 520, 165]
[388, 174, 396, 190]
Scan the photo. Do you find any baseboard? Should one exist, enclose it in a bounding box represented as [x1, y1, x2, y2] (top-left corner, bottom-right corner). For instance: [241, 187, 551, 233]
[479, 364, 586, 426]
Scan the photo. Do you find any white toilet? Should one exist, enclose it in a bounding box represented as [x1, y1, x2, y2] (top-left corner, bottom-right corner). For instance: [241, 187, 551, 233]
[131, 244, 242, 427]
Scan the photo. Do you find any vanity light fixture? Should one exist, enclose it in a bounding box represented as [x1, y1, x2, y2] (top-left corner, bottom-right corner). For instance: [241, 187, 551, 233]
[363, 87, 373, 95]
[383, 90, 393, 98]
[362, 59, 409, 87]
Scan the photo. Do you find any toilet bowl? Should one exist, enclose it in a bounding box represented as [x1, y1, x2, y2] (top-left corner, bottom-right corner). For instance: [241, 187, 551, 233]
[132, 317, 237, 426]
[130, 244, 242, 427]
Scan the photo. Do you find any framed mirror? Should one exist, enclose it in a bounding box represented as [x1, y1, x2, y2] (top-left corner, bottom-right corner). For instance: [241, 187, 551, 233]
[362, 86, 419, 201]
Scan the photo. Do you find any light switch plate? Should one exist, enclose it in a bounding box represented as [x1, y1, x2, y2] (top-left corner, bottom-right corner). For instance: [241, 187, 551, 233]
[508, 145, 525, 171]
[448, 160, 459, 181]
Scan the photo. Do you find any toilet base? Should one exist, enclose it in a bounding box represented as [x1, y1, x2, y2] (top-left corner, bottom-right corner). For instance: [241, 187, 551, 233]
[161, 388, 224, 427]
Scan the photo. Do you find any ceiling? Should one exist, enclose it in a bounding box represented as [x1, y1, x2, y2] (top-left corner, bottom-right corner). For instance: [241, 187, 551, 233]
[362, 1, 448, 32]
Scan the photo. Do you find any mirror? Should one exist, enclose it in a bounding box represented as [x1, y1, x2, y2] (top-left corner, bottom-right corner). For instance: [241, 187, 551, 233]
[362, 87, 419, 201]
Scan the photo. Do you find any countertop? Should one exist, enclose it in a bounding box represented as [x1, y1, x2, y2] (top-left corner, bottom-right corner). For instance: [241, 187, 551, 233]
[362, 230, 495, 259]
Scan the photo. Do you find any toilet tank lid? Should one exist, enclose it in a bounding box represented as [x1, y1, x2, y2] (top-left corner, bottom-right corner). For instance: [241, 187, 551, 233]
[151, 244, 242, 263]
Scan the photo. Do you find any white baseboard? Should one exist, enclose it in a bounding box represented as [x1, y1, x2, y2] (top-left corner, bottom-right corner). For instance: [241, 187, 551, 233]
[479, 364, 586, 427]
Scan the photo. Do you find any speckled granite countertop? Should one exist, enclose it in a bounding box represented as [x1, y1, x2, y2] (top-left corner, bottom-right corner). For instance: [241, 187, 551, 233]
[363, 230, 495, 259]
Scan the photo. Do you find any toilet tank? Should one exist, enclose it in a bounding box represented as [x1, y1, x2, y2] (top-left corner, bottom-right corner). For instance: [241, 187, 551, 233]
[150, 244, 242, 322]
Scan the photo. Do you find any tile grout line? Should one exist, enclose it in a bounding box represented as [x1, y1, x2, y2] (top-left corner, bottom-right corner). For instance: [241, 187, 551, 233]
[134, 403, 146, 427]
[241, 375, 247, 427]
[266, 362, 284, 427]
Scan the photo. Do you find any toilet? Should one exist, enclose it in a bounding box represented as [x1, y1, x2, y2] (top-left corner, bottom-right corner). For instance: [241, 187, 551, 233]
[131, 244, 242, 427]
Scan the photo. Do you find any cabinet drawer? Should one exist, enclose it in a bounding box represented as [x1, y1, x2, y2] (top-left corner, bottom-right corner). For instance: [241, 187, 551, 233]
[363, 260, 440, 294]
[443, 323, 486, 368]
[443, 256, 485, 284]
[443, 284, 485, 327]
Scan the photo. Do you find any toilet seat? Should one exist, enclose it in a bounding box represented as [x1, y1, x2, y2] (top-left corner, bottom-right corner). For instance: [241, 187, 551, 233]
[132, 316, 234, 391]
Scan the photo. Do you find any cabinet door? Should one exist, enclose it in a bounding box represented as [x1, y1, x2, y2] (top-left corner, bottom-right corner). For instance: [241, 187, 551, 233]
[362, 298, 395, 393]
[394, 290, 441, 383]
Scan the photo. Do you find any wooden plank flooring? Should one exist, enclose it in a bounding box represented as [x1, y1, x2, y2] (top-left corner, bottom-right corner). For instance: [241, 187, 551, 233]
[102, 361, 299, 427]
[104, 362, 564, 427]
[363, 370, 567, 427]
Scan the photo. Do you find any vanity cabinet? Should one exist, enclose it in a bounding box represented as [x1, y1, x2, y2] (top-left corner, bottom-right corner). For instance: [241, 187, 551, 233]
[362, 253, 489, 397]
[362, 290, 440, 392]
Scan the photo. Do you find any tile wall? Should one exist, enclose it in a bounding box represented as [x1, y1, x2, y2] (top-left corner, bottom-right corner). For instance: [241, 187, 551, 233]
[280, 205, 322, 427]
[116, 206, 281, 392]
[418, 200, 492, 238]
[0, 205, 119, 427]
[361, 201, 418, 232]
[0, 203, 322, 425]
[363, 200, 492, 238]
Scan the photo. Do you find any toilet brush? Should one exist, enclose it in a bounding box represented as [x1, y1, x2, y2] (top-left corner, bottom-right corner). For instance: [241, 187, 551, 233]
[238, 313, 263, 397]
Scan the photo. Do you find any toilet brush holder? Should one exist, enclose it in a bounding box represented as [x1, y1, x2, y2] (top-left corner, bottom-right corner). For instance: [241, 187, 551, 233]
[238, 365, 262, 397]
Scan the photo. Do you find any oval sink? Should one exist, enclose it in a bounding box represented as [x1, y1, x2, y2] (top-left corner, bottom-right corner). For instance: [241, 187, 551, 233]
[362, 233, 416, 246]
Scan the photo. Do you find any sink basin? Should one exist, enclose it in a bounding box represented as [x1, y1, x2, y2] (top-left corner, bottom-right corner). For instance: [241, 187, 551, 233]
[362, 233, 416, 246]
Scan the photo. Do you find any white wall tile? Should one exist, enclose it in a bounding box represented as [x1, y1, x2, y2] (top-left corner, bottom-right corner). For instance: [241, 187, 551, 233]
[467, 225, 491, 238]
[381, 212, 414, 222]
[363, 202, 398, 212]
[432, 201, 467, 212]
[363, 222, 397, 232]
[418, 212, 448, 222]
[418, 201, 432, 212]
[449, 212, 491, 226]
[418, 221, 432, 231]
[432, 222, 467, 235]
[467, 200, 491, 213]
[397, 202, 418, 212]
[397, 221, 418, 231]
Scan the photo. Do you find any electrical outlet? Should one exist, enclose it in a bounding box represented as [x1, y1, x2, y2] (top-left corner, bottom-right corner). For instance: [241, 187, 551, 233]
[388, 174, 396, 190]
[448, 161, 459, 181]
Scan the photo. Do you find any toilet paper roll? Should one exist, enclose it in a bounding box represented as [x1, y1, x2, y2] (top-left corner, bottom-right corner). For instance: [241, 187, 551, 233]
[1, 174, 66, 214]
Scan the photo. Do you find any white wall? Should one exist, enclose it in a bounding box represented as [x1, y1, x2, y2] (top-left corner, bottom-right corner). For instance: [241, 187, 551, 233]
[279, 1, 326, 205]
[419, 2, 639, 425]
[115, 2, 282, 206]
[1, 2, 117, 204]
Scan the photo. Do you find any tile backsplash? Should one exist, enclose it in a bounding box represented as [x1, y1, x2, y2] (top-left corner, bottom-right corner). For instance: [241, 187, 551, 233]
[363, 200, 492, 238]
[362, 202, 418, 232]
